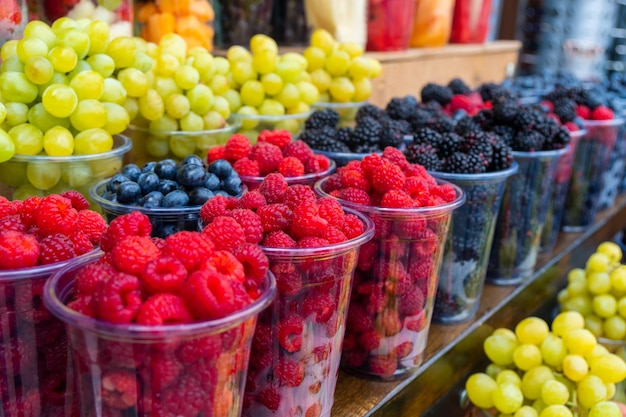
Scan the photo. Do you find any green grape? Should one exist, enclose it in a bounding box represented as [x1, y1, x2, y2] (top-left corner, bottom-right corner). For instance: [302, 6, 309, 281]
[563, 328, 597, 356]
[117, 68, 149, 98]
[0, 159, 27, 186]
[12, 183, 45, 199]
[592, 294, 617, 318]
[5, 102, 29, 126]
[577, 375, 607, 409]
[210, 74, 230, 96]
[0, 72, 38, 104]
[9, 123, 44, 155]
[540, 380, 569, 406]
[28, 103, 70, 132]
[103, 103, 130, 135]
[339, 41, 364, 58]
[202, 111, 226, 130]
[310, 29, 336, 54]
[513, 344, 542, 371]
[74, 128, 113, 154]
[226, 45, 252, 63]
[155, 53, 180, 77]
[212, 96, 231, 119]
[557, 289, 569, 305]
[131, 51, 153, 73]
[282, 52, 307, 69]
[562, 295, 593, 316]
[70, 100, 106, 131]
[193, 52, 216, 83]
[304, 46, 326, 72]
[261, 73, 284, 96]
[24, 57, 53, 85]
[258, 99, 285, 116]
[17, 38, 48, 62]
[187, 84, 214, 115]
[275, 118, 299, 133]
[493, 383, 524, 414]
[514, 405, 538, 417]
[85, 20, 110, 56]
[240, 80, 265, 107]
[55, 28, 90, 60]
[138, 90, 164, 121]
[250, 34, 277, 55]
[146, 137, 170, 158]
[165, 94, 191, 119]
[287, 102, 310, 115]
[231, 61, 257, 86]
[540, 334, 567, 367]
[493, 328, 518, 340]
[516, 317, 549, 345]
[100, 78, 127, 105]
[158, 34, 187, 63]
[24, 21, 56, 47]
[597, 242, 622, 263]
[486, 363, 507, 379]
[496, 370, 522, 387]
[61, 162, 92, 187]
[366, 57, 382, 78]
[353, 77, 372, 102]
[252, 48, 277, 75]
[562, 354, 588, 381]
[588, 272, 611, 294]
[43, 126, 74, 156]
[538, 405, 572, 417]
[221, 89, 241, 113]
[589, 353, 626, 383]
[589, 402, 621, 417]
[153, 76, 181, 100]
[174, 65, 200, 90]
[276, 83, 300, 108]
[1, 55, 24, 72]
[149, 115, 178, 132]
[325, 50, 350, 77]
[587, 253, 611, 274]
[236, 106, 259, 130]
[69, 71, 105, 101]
[329, 77, 355, 102]
[1, 39, 18, 60]
[179, 111, 203, 132]
[91, 156, 122, 178]
[123, 97, 139, 121]
[521, 366, 555, 400]
[295, 71, 312, 83]
[275, 59, 302, 83]
[27, 161, 61, 190]
[66, 60, 92, 80]
[568, 268, 586, 283]
[348, 57, 372, 79]
[297, 81, 319, 105]
[86, 53, 115, 78]
[610, 266, 626, 292]
[606, 382, 616, 399]
[566, 280, 587, 297]
[48, 46, 77, 73]
[0, 129, 15, 163]
[227, 72, 238, 90]
[0, 103, 6, 124]
[586, 344, 609, 361]
[618, 297, 626, 319]
[169, 134, 196, 158]
[465, 373, 497, 409]
[51, 17, 77, 33]
[106, 37, 137, 69]
[484, 333, 518, 366]
[214, 56, 230, 75]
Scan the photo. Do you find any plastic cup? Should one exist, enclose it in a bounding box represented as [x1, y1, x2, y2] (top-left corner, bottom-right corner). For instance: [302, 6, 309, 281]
[231, 112, 312, 143]
[486, 147, 569, 285]
[242, 208, 374, 417]
[239, 159, 336, 191]
[311, 101, 368, 127]
[562, 119, 624, 232]
[431, 162, 519, 323]
[315, 177, 465, 380]
[366, 0, 417, 51]
[44, 251, 276, 417]
[540, 129, 586, 253]
[598, 121, 626, 210]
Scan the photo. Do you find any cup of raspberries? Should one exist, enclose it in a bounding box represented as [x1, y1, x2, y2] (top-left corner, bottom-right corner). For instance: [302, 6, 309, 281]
[198, 173, 375, 416]
[314, 147, 465, 379]
[0, 192, 108, 417]
[207, 130, 336, 191]
[43, 211, 276, 417]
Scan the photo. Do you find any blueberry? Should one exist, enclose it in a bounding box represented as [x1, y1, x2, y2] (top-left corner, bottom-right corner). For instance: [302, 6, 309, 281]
[154, 160, 177, 180]
[182, 155, 204, 167]
[208, 159, 233, 179]
[158, 179, 179, 195]
[163, 190, 190, 207]
[103, 191, 118, 202]
[142, 191, 164, 208]
[177, 164, 207, 188]
[122, 164, 141, 181]
[107, 174, 130, 192]
[137, 172, 160, 194]
[204, 173, 221, 191]
[117, 181, 142, 204]
[214, 190, 230, 197]
[188, 188, 214, 206]
[222, 174, 242, 196]
[154, 223, 179, 238]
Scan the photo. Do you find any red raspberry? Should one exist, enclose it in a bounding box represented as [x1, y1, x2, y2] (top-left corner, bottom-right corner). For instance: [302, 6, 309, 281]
[357, 241, 377, 270]
[100, 212, 152, 252]
[381, 189, 414, 208]
[161, 373, 207, 417]
[0, 195, 16, 218]
[257, 386, 281, 411]
[199, 195, 232, 224]
[202, 215, 246, 252]
[338, 187, 372, 205]
[591, 105, 614, 120]
[76, 210, 107, 245]
[0, 337, 36, 374]
[283, 140, 314, 163]
[206, 145, 226, 163]
[277, 156, 305, 177]
[283, 185, 316, 210]
[344, 160, 364, 171]
[277, 314, 303, 353]
[95, 271, 142, 323]
[274, 359, 305, 387]
[346, 303, 374, 333]
[431, 183, 456, 203]
[140, 354, 183, 392]
[233, 157, 260, 176]
[111, 236, 160, 275]
[303, 292, 335, 323]
[42, 371, 69, 406]
[228, 209, 263, 244]
[224, 133, 252, 162]
[163, 231, 215, 272]
[0, 231, 39, 269]
[405, 310, 428, 331]
[361, 154, 383, 178]
[369, 355, 398, 377]
[232, 243, 269, 287]
[322, 173, 342, 192]
[203, 250, 245, 283]
[306, 403, 322, 417]
[141, 256, 187, 294]
[259, 173, 288, 203]
[36, 195, 78, 235]
[341, 213, 365, 239]
[0, 214, 25, 232]
[19, 196, 42, 227]
[322, 227, 347, 243]
[136, 293, 193, 325]
[371, 161, 406, 194]
[382, 146, 409, 169]
[449, 94, 473, 112]
[177, 334, 222, 363]
[182, 269, 236, 320]
[272, 262, 302, 295]
[359, 330, 381, 351]
[262, 230, 296, 248]
[394, 341, 414, 358]
[236, 191, 267, 210]
[60, 190, 90, 210]
[101, 370, 138, 410]
[340, 168, 370, 191]
[404, 176, 429, 198]
[69, 230, 94, 255]
[565, 121, 580, 132]
[311, 154, 330, 171]
[75, 261, 115, 297]
[381, 308, 402, 336]
[316, 197, 344, 227]
[291, 202, 328, 239]
[38, 233, 76, 265]
[257, 204, 292, 233]
[343, 348, 367, 367]
[400, 284, 424, 316]
[576, 104, 591, 119]
[249, 142, 283, 175]
[258, 129, 292, 149]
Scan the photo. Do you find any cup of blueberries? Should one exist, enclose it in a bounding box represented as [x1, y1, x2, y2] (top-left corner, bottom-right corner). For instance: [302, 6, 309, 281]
[90, 156, 244, 238]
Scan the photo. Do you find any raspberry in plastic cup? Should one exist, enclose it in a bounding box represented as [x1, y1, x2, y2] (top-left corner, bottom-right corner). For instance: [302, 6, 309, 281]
[242, 208, 374, 416]
[366, 0, 417, 51]
[315, 177, 465, 380]
[44, 250, 276, 417]
[431, 162, 518, 323]
[486, 147, 569, 285]
[239, 159, 336, 191]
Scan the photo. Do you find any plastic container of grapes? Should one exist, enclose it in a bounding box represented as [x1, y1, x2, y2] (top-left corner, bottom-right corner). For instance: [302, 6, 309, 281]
[540, 129, 585, 253]
[232, 112, 312, 142]
[366, 0, 417, 51]
[562, 118, 624, 232]
[0, 134, 131, 202]
[242, 207, 374, 417]
[43, 250, 276, 417]
[311, 101, 368, 127]
[486, 147, 569, 285]
[315, 177, 465, 380]
[239, 158, 336, 191]
[431, 162, 518, 324]
[597, 120, 626, 211]
[124, 121, 240, 167]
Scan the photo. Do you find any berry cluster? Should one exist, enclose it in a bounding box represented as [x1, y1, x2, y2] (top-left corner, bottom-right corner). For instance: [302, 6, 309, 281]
[66, 211, 269, 417]
[421, 78, 487, 117]
[543, 86, 616, 124]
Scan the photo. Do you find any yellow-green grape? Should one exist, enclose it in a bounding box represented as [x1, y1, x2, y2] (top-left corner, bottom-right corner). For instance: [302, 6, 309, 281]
[1, 55, 24, 72]
[27, 161, 61, 190]
[103, 103, 130, 135]
[586, 344, 610, 361]
[513, 344, 543, 371]
[562, 295, 593, 316]
[146, 137, 170, 158]
[165, 94, 191, 119]
[61, 162, 92, 187]
[275, 59, 302, 83]
[193, 52, 215, 83]
[149, 115, 178, 133]
[568, 268, 586, 283]
[85, 20, 109, 55]
[214, 56, 229, 75]
[562, 354, 588, 381]
[325, 50, 350, 77]
[261, 73, 284, 96]
[212, 96, 231, 119]
[348, 57, 371, 79]
[494, 328, 518, 340]
[131, 51, 153, 73]
[258, 99, 285, 116]
[51, 17, 77, 33]
[158, 34, 187, 63]
[366, 57, 383, 78]
[557, 289, 569, 305]
[155, 53, 180, 77]
[70, 100, 106, 131]
[295, 71, 312, 83]
[484, 332, 518, 366]
[24, 20, 56, 47]
[74, 128, 113, 154]
[339, 41, 364, 58]
[91, 156, 121, 178]
[297, 81, 319, 105]
[210, 74, 230, 96]
[496, 370, 522, 387]
[138, 89, 165, 121]
[48, 46, 77, 73]
[169, 134, 195, 158]
[55, 28, 90, 60]
[240, 80, 265, 108]
[1, 39, 18, 60]
[187, 84, 214, 115]
[465, 373, 497, 409]
[329, 77, 355, 102]
[9, 123, 43, 155]
[0, 159, 27, 186]
[515, 405, 538, 417]
[0, 129, 15, 163]
[123, 97, 139, 122]
[521, 366, 555, 400]
[310, 29, 336, 54]
[179, 111, 203, 132]
[275, 118, 300, 133]
[618, 297, 626, 319]
[589, 402, 621, 417]
[153, 76, 181, 101]
[539, 335, 566, 368]
[252, 48, 277, 75]
[353, 77, 372, 102]
[566, 279, 587, 297]
[106, 37, 137, 69]
[588, 272, 611, 294]
[287, 102, 310, 115]
[486, 363, 507, 379]
[0, 72, 39, 104]
[540, 380, 569, 406]
[304, 46, 326, 72]
[17, 38, 48, 62]
[100, 78, 127, 105]
[250, 34, 277, 55]
[587, 253, 611, 274]
[5, 102, 29, 126]
[86, 53, 115, 78]
[493, 383, 524, 414]
[610, 266, 626, 292]
[276, 83, 300, 108]
[282, 52, 307, 70]
[597, 242, 622, 264]
[606, 382, 616, 399]
[589, 353, 626, 384]
[592, 294, 617, 318]
[236, 106, 259, 130]
[69, 71, 104, 101]
[221, 89, 241, 113]
[0, 103, 6, 124]
[585, 314, 604, 337]
[28, 103, 70, 132]
[538, 405, 572, 417]
[202, 111, 226, 130]
[563, 328, 597, 356]
[226, 45, 252, 64]
[310, 68, 332, 94]
[42, 84, 78, 118]
[117, 68, 149, 98]
[577, 375, 607, 409]
[231, 60, 257, 86]
[43, 126, 74, 156]
[24, 56, 54, 86]
[174, 65, 200, 90]
[516, 317, 549, 345]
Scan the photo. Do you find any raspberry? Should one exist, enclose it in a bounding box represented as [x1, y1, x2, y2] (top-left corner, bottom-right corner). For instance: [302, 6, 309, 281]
[591, 105, 614, 120]
[322, 173, 342, 192]
[206, 145, 226, 163]
[564, 121, 580, 132]
[283, 185, 317, 210]
[177, 334, 222, 363]
[338, 187, 372, 205]
[111, 236, 160, 275]
[316, 197, 345, 227]
[228, 209, 263, 244]
[0, 215, 25, 232]
[163, 231, 215, 272]
[393, 341, 414, 358]
[182, 269, 237, 320]
[236, 191, 267, 210]
[19, 196, 42, 227]
[136, 293, 193, 325]
[342, 213, 365, 239]
[0, 231, 39, 269]
[371, 162, 406, 194]
[404, 176, 429, 199]
[382, 146, 409, 169]
[277, 314, 303, 353]
[431, 184, 456, 203]
[256, 386, 281, 411]
[38, 233, 76, 265]
[272, 262, 302, 295]
[381, 189, 414, 208]
[60, 190, 90, 210]
[100, 212, 152, 252]
[41, 371, 68, 406]
[0, 196, 15, 218]
[576, 104, 591, 119]
[75, 210, 107, 245]
[141, 354, 183, 391]
[302, 292, 335, 323]
[258, 129, 292, 149]
[400, 284, 425, 316]
[277, 157, 305, 177]
[199, 195, 232, 224]
[233, 157, 260, 177]
[360, 154, 383, 178]
[259, 173, 288, 203]
[224, 133, 252, 162]
[141, 256, 187, 294]
[357, 241, 377, 270]
[249, 142, 283, 175]
[343, 348, 367, 367]
[310, 154, 330, 172]
[369, 355, 398, 377]
[232, 243, 269, 287]
[359, 330, 381, 351]
[0, 337, 36, 374]
[261, 230, 296, 248]
[257, 204, 292, 233]
[291, 202, 327, 239]
[274, 359, 305, 387]
[346, 303, 374, 333]
[381, 308, 402, 336]
[202, 216, 246, 252]
[95, 272, 142, 323]
[75, 261, 115, 296]
[69, 230, 94, 255]
[405, 310, 428, 331]
[101, 370, 138, 409]
[283, 140, 314, 163]
[322, 227, 347, 243]
[306, 403, 322, 417]
[203, 250, 245, 283]
[36, 195, 78, 235]
[340, 168, 371, 191]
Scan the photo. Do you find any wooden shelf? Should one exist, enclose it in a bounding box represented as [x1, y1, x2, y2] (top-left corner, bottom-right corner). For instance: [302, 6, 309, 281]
[331, 194, 626, 417]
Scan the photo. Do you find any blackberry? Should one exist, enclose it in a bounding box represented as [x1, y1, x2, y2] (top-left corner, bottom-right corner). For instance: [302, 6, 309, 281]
[455, 116, 481, 136]
[423, 115, 454, 133]
[513, 130, 545, 152]
[348, 116, 381, 150]
[305, 109, 339, 130]
[393, 119, 413, 135]
[336, 127, 352, 145]
[552, 97, 577, 123]
[300, 126, 350, 152]
[448, 78, 472, 95]
[353, 143, 381, 153]
[413, 128, 442, 146]
[578, 88, 603, 109]
[404, 143, 442, 171]
[492, 96, 519, 124]
[544, 126, 571, 150]
[385, 96, 418, 120]
[534, 116, 560, 138]
[407, 109, 434, 131]
[379, 119, 405, 148]
[489, 141, 513, 171]
[467, 135, 494, 168]
[511, 110, 539, 131]
[473, 109, 494, 129]
[444, 152, 486, 174]
[421, 83, 453, 105]
[491, 125, 515, 146]
[436, 132, 462, 158]
[422, 101, 444, 113]
[459, 130, 486, 153]
[356, 104, 387, 123]
[477, 83, 510, 102]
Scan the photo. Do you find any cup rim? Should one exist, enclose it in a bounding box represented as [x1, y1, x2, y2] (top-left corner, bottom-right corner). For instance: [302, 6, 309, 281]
[582, 117, 625, 127]
[312, 100, 368, 109]
[0, 249, 100, 282]
[127, 119, 241, 137]
[239, 159, 336, 184]
[428, 160, 519, 181]
[569, 128, 587, 139]
[8, 134, 131, 163]
[43, 250, 277, 339]
[314, 177, 466, 216]
[511, 143, 570, 159]
[231, 111, 312, 121]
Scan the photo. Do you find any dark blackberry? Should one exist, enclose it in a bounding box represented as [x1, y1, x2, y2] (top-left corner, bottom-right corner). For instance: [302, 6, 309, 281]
[578, 88, 603, 109]
[385, 96, 418, 120]
[544, 126, 571, 150]
[448, 78, 472, 95]
[552, 97, 577, 123]
[355, 104, 387, 123]
[393, 119, 413, 135]
[353, 143, 381, 153]
[491, 125, 515, 146]
[459, 130, 486, 153]
[348, 116, 382, 150]
[379, 119, 405, 148]
[413, 128, 442, 146]
[404, 143, 443, 171]
[534, 115, 560, 138]
[511, 110, 540, 131]
[489, 140, 513, 171]
[477, 83, 510, 102]
[300, 126, 350, 152]
[472, 109, 494, 130]
[492, 96, 519, 124]
[422, 101, 444, 113]
[407, 109, 434, 131]
[455, 116, 481, 136]
[436, 132, 462, 158]
[421, 83, 453, 105]
[513, 130, 545, 152]
[336, 127, 352, 145]
[423, 115, 454, 133]
[305, 109, 339, 130]
[467, 135, 494, 168]
[444, 152, 486, 174]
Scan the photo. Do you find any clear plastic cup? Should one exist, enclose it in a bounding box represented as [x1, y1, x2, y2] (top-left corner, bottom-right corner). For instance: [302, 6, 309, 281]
[540, 129, 586, 253]
[366, 0, 417, 51]
[239, 159, 336, 191]
[562, 119, 624, 232]
[431, 162, 519, 323]
[315, 177, 465, 380]
[242, 208, 374, 417]
[44, 251, 276, 417]
[311, 101, 368, 127]
[598, 122, 626, 210]
[409, 0, 455, 48]
[486, 147, 569, 285]
[231, 112, 312, 143]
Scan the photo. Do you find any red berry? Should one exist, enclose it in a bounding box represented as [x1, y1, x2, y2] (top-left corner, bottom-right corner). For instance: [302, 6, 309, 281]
[340, 168, 371, 191]
[0, 214, 25, 232]
[199, 195, 232, 224]
[140, 354, 183, 391]
[136, 293, 193, 325]
[272, 262, 302, 295]
[177, 334, 222, 363]
[291, 202, 328, 239]
[382, 146, 409, 169]
[303, 292, 335, 323]
[202, 215, 246, 252]
[564, 121, 580, 132]
[101, 370, 138, 409]
[283, 184, 316, 210]
[111, 236, 160, 275]
[381, 308, 402, 336]
[95, 271, 142, 323]
[576, 104, 591, 120]
[400, 284, 424, 316]
[257, 204, 292, 233]
[38, 233, 76, 265]
[163, 231, 215, 272]
[250, 142, 283, 175]
[274, 359, 305, 387]
[140, 256, 187, 294]
[277, 314, 303, 353]
[236, 191, 267, 210]
[203, 250, 245, 283]
[233, 157, 260, 176]
[69, 229, 94, 255]
[0, 231, 39, 269]
[161, 373, 207, 417]
[36, 195, 78, 235]
[591, 105, 614, 120]
[368, 355, 398, 377]
[259, 173, 288, 203]
[228, 209, 263, 244]
[359, 330, 381, 351]
[257, 386, 281, 411]
[182, 269, 236, 320]
[75, 261, 115, 297]
[206, 145, 226, 163]
[346, 303, 373, 333]
[322, 226, 347, 243]
[338, 187, 372, 205]
[100, 211, 152, 252]
[381, 189, 414, 208]
[19, 196, 42, 227]
[261, 230, 296, 248]
[277, 156, 305, 177]
[224, 133, 252, 162]
[0, 195, 17, 218]
[232, 243, 269, 287]
[60, 190, 90, 210]
[371, 161, 406, 193]
[341, 213, 365, 239]
[258, 129, 292, 149]
[75, 210, 107, 245]
[282, 140, 314, 163]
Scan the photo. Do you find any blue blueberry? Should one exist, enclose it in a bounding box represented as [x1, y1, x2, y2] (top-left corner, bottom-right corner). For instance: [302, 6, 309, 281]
[158, 179, 179, 195]
[154, 160, 177, 180]
[107, 174, 130, 192]
[203, 173, 220, 191]
[208, 159, 233, 179]
[214, 190, 230, 197]
[188, 188, 214, 206]
[182, 155, 204, 167]
[141, 161, 157, 173]
[163, 190, 190, 207]
[117, 181, 142, 204]
[177, 164, 207, 188]
[122, 164, 141, 181]
[142, 191, 164, 208]
[138, 172, 160, 194]
[103, 191, 118, 202]
[154, 224, 179, 238]
[222, 174, 243, 196]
